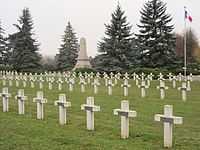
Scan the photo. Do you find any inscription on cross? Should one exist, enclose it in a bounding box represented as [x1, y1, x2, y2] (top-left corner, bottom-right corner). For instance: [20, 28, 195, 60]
[33, 91, 47, 119]
[154, 105, 183, 148]
[114, 100, 137, 139]
[81, 97, 100, 130]
[54, 94, 71, 125]
[178, 82, 191, 101]
[15, 89, 27, 115]
[0, 87, 11, 112]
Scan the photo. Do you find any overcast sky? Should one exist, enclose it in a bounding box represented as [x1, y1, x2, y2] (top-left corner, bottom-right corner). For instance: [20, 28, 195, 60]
[0, 0, 199, 57]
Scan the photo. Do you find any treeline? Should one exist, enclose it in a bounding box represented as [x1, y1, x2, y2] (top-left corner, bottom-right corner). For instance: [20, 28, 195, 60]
[0, 0, 200, 73]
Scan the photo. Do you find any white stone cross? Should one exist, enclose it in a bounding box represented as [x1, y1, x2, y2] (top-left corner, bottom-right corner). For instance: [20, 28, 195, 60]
[114, 74, 118, 85]
[15, 89, 27, 115]
[138, 81, 149, 98]
[107, 79, 114, 95]
[186, 76, 192, 89]
[157, 81, 169, 99]
[33, 91, 47, 119]
[22, 76, 27, 87]
[154, 105, 183, 148]
[79, 78, 87, 93]
[0, 87, 11, 112]
[68, 78, 74, 92]
[57, 77, 63, 90]
[158, 74, 165, 85]
[47, 77, 54, 90]
[110, 72, 114, 79]
[81, 97, 100, 130]
[29, 75, 36, 88]
[104, 74, 109, 86]
[38, 76, 44, 89]
[8, 76, 13, 86]
[123, 72, 129, 80]
[15, 76, 20, 87]
[135, 75, 140, 86]
[114, 100, 137, 139]
[149, 73, 154, 81]
[145, 75, 151, 86]
[54, 94, 71, 125]
[178, 82, 191, 101]
[92, 79, 100, 94]
[158, 73, 164, 80]
[171, 76, 177, 88]
[2, 75, 6, 86]
[167, 73, 173, 81]
[177, 73, 183, 82]
[189, 73, 193, 81]
[132, 73, 137, 80]
[121, 79, 131, 96]
[140, 72, 145, 81]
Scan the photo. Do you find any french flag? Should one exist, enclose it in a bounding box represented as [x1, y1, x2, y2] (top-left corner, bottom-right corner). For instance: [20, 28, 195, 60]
[185, 9, 193, 22]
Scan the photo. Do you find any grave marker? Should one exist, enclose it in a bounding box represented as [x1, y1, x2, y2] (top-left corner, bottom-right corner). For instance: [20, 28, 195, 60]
[121, 79, 131, 96]
[33, 91, 47, 119]
[154, 105, 183, 148]
[15, 89, 27, 115]
[178, 82, 191, 101]
[114, 100, 137, 139]
[81, 97, 100, 130]
[157, 81, 169, 99]
[54, 94, 71, 125]
[0, 87, 11, 112]
[138, 81, 149, 98]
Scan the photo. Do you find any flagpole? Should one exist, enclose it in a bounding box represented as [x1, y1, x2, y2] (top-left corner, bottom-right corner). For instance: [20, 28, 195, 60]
[184, 6, 187, 78]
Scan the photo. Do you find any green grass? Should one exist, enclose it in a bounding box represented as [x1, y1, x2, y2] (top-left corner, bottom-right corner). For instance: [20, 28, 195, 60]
[0, 78, 199, 150]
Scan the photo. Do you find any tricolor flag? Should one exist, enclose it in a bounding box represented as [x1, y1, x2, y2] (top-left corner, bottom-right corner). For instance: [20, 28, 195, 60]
[185, 9, 193, 22]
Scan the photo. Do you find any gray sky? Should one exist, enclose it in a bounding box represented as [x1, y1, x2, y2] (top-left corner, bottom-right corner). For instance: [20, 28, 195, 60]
[0, 0, 199, 57]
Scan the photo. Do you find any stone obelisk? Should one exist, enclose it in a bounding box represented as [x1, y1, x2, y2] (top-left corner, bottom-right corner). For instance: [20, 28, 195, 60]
[74, 37, 92, 69]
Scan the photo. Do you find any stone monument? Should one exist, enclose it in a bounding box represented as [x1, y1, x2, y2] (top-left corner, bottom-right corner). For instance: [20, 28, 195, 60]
[74, 37, 92, 69]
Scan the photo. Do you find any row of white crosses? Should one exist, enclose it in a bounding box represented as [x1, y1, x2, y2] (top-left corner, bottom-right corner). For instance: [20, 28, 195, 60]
[0, 87, 184, 148]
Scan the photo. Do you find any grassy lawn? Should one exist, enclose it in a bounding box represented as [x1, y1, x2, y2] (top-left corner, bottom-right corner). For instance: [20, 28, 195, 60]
[0, 78, 199, 150]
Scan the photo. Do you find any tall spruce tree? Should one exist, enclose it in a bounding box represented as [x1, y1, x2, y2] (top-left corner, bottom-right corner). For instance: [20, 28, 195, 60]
[57, 22, 78, 70]
[10, 8, 41, 72]
[0, 20, 10, 65]
[98, 4, 133, 72]
[136, 0, 179, 68]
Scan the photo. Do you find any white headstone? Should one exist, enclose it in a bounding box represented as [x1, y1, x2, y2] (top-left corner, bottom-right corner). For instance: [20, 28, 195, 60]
[114, 100, 137, 139]
[0, 87, 11, 112]
[54, 94, 71, 125]
[154, 105, 183, 148]
[178, 82, 191, 101]
[15, 89, 27, 115]
[157, 81, 169, 99]
[121, 79, 131, 96]
[138, 81, 149, 98]
[81, 97, 100, 130]
[33, 91, 47, 119]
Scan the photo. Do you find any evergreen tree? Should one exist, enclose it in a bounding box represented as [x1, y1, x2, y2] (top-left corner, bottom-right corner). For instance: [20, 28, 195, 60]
[10, 8, 41, 72]
[136, 0, 180, 68]
[57, 22, 78, 70]
[98, 4, 133, 72]
[0, 20, 10, 65]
